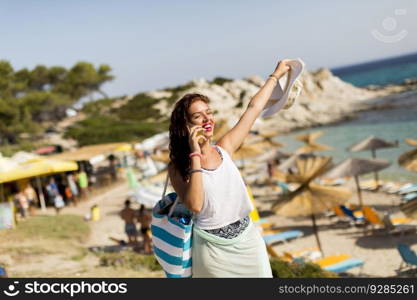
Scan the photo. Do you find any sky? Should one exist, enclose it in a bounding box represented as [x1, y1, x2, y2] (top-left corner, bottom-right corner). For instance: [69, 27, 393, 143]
[1, 0, 416, 98]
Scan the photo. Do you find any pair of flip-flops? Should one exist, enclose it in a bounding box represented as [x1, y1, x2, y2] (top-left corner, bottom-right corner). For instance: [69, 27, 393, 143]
[261, 58, 305, 118]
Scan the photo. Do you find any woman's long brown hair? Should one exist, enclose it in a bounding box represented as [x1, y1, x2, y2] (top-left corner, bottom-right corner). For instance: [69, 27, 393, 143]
[169, 93, 210, 181]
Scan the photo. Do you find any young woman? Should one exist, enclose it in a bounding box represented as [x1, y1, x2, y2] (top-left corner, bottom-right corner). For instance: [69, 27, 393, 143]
[168, 60, 290, 277]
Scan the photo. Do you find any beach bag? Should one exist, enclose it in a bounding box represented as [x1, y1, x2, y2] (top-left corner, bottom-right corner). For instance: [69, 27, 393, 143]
[151, 174, 193, 278]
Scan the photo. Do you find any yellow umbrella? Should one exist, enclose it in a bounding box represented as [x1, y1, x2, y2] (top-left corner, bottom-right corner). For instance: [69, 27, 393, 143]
[0, 163, 51, 183]
[114, 143, 134, 152]
[23, 158, 78, 174]
[0, 158, 78, 212]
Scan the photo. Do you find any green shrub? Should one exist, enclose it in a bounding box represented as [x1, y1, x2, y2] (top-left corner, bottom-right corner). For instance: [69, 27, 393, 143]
[270, 258, 338, 278]
[82, 98, 115, 115]
[163, 82, 196, 104]
[64, 116, 167, 146]
[1, 215, 90, 243]
[114, 93, 161, 120]
[210, 77, 233, 86]
[98, 252, 162, 272]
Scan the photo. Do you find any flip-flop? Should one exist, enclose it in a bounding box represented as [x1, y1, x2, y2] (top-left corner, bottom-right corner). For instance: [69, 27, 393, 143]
[261, 58, 305, 118]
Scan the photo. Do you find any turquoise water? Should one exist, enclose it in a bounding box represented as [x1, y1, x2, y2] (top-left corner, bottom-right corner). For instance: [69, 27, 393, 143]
[332, 52, 417, 87]
[276, 105, 417, 182]
[336, 61, 417, 87]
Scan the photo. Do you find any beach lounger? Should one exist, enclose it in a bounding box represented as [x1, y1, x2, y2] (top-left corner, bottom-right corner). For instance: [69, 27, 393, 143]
[340, 205, 365, 222]
[402, 192, 417, 202]
[281, 251, 364, 274]
[363, 206, 415, 234]
[262, 230, 303, 245]
[398, 184, 417, 195]
[321, 258, 364, 273]
[362, 206, 384, 228]
[320, 177, 348, 186]
[397, 243, 417, 273]
[359, 179, 382, 191]
[283, 246, 322, 262]
[314, 254, 364, 273]
[380, 181, 403, 194]
[382, 215, 416, 236]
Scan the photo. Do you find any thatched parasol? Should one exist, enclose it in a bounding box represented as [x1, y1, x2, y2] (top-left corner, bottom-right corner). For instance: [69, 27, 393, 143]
[405, 138, 417, 147]
[295, 131, 325, 144]
[148, 170, 168, 184]
[251, 130, 284, 147]
[232, 142, 270, 161]
[296, 143, 332, 154]
[349, 136, 398, 153]
[295, 131, 332, 154]
[272, 155, 351, 255]
[324, 157, 391, 206]
[213, 120, 231, 142]
[398, 148, 417, 172]
[401, 198, 417, 220]
[151, 151, 170, 164]
[349, 136, 398, 186]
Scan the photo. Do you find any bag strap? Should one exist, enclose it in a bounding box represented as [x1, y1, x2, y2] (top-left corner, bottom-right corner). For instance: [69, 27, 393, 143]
[161, 172, 169, 198]
[162, 172, 178, 217]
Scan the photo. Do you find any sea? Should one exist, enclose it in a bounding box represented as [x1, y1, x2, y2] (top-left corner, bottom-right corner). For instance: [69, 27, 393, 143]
[276, 52, 417, 182]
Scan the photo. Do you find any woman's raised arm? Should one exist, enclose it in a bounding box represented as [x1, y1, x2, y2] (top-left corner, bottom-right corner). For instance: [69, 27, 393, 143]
[217, 60, 290, 155]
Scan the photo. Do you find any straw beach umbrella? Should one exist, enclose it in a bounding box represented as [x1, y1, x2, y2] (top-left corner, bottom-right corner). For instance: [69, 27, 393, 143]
[250, 130, 284, 147]
[324, 158, 390, 206]
[398, 138, 417, 172]
[151, 151, 170, 164]
[400, 198, 417, 220]
[349, 136, 398, 186]
[272, 155, 351, 255]
[232, 142, 270, 161]
[398, 148, 417, 173]
[295, 131, 332, 154]
[213, 120, 231, 143]
[405, 138, 417, 147]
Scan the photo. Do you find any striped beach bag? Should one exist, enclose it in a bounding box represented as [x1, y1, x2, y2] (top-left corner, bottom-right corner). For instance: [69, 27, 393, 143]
[151, 175, 193, 278]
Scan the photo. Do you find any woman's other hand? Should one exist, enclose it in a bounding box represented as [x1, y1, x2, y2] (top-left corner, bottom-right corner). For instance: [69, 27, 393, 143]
[188, 125, 206, 153]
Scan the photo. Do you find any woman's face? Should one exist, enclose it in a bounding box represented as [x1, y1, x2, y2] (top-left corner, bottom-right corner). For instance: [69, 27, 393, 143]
[187, 100, 215, 138]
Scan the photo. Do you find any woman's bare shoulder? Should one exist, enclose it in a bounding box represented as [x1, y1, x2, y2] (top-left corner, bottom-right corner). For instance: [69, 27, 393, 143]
[168, 163, 183, 182]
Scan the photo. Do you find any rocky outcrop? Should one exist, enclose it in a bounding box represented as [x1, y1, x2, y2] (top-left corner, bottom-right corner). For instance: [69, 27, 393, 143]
[143, 68, 408, 133]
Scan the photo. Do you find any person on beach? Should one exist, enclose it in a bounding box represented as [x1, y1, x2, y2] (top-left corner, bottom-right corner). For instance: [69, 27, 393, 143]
[77, 169, 89, 200]
[23, 183, 38, 216]
[15, 191, 29, 219]
[67, 173, 79, 205]
[46, 178, 65, 214]
[119, 199, 138, 246]
[168, 59, 291, 277]
[137, 204, 152, 254]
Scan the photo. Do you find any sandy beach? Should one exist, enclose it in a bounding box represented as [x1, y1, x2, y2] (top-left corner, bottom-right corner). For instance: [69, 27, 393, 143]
[252, 181, 417, 277]
[1, 168, 416, 278]
[0, 181, 164, 278]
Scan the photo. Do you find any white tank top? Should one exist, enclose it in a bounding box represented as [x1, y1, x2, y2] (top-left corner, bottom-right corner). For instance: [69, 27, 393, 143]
[195, 145, 254, 230]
